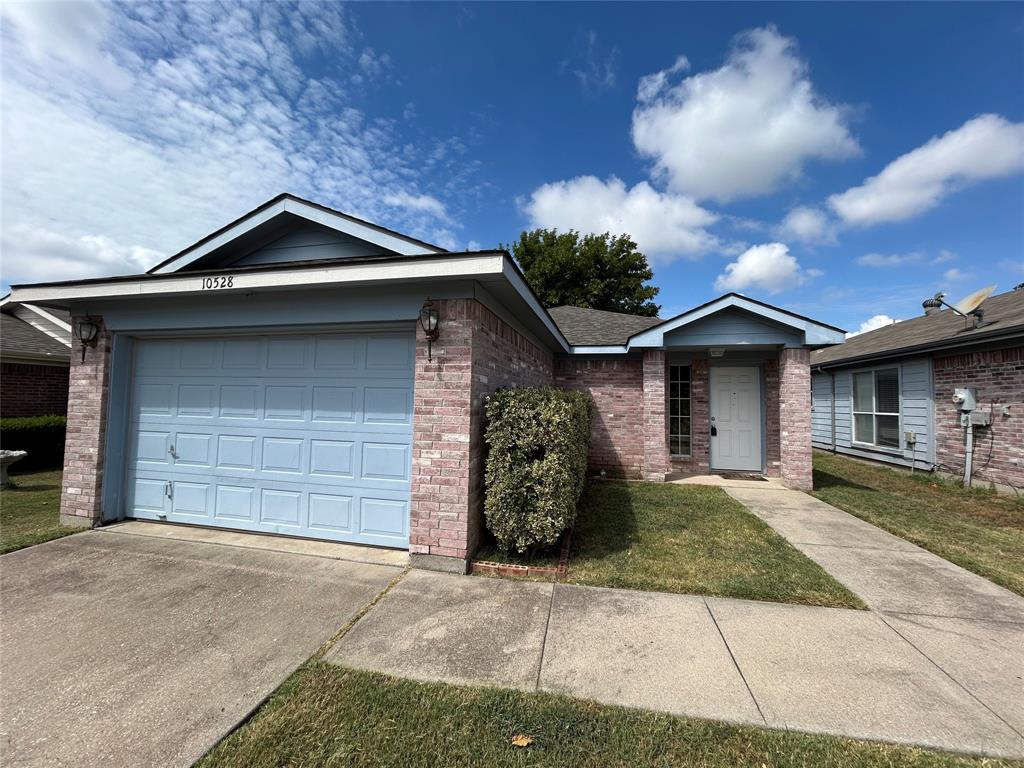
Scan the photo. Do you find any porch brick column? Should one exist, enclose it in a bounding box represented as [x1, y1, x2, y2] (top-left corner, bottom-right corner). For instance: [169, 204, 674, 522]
[778, 347, 813, 490]
[410, 299, 475, 573]
[641, 349, 669, 481]
[60, 317, 112, 528]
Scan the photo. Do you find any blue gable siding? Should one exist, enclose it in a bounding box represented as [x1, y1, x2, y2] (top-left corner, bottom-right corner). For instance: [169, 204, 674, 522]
[228, 222, 393, 267]
[663, 308, 804, 348]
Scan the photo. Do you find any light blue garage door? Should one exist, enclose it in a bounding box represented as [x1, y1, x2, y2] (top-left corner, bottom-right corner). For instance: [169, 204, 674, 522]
[126, 331, 414, 547]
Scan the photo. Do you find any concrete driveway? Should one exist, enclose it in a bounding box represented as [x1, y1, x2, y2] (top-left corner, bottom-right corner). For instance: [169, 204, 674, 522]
[0, 527, 402, 768]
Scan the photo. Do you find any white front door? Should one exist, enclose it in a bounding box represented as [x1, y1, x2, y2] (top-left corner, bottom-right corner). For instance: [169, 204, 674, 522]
[710, 367, 762, 472]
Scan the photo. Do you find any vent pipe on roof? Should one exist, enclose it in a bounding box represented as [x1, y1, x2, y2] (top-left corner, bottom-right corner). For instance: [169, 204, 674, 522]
[922, 295, 943, 316]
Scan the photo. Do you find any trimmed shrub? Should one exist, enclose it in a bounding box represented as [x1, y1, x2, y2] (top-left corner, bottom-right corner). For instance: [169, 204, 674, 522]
[484, 387, 593, 554]
[0, 414, 67, 471]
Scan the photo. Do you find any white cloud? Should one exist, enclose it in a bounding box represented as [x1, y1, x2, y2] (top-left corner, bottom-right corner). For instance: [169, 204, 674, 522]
[562, 30, 618, 94]
[933, 249, 958, 264]
[829, 114, 1024, 226]
[523, 175, 718, 262]
[713, 242, 819, 295]
[848, 314, 898, 337]
[943, 267, 972, 283]
[856, 252, 923, 268]
[637, 55, 689, 103]
[1, 225, 163, 283]
[631, 26, 859, 202]
[0, 1, 470, 286]
[383, 192, 450, 223]
[777, 206, 835, 244]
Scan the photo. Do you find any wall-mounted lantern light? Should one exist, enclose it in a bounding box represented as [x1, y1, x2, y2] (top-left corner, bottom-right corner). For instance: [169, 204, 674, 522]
[419, 298, 440, 361]
[73, 317, 100, 363]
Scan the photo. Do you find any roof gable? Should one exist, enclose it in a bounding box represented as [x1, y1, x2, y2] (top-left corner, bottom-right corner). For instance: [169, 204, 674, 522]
[628, 293, 845, 349]
[149, 193, 446, 274]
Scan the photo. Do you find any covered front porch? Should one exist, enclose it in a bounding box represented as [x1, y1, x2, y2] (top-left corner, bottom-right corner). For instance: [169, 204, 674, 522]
[640, 345, 814, 489]
[556, 294, 845, 490]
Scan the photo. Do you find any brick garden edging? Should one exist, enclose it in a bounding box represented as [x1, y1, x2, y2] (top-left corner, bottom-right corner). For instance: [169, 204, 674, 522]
[470, 527, 574, 582]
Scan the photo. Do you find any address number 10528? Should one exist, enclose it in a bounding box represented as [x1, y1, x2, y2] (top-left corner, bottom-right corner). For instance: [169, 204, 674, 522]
[201, 276, 234, 289]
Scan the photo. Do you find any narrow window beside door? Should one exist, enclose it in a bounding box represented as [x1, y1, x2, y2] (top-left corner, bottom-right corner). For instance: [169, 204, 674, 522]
[852, 368, 900, 448]
[669, 364, 691, 457]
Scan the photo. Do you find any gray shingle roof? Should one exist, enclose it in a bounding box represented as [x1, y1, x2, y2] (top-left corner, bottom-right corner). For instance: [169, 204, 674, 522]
[1, 313, 71, 361]
[812, 288, 1024, 367]
[548, 305, 662, 346]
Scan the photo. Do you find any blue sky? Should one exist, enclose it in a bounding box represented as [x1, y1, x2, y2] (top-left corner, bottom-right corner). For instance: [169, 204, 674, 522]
[1, 2, 1022, 333]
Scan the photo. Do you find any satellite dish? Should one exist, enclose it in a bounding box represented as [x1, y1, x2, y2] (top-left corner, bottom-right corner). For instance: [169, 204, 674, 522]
[952, 285, 996, 316]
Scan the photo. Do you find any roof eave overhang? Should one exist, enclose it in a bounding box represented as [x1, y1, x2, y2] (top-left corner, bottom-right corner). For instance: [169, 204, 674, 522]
[812, 325, 1024, 370]
[9, 252, 571, 353]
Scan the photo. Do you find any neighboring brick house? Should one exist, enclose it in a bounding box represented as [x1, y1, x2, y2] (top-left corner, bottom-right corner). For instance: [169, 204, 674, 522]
[7, 194, 844, 572]
[811, 287, 1024, 492]
[0, 302, 72, 417]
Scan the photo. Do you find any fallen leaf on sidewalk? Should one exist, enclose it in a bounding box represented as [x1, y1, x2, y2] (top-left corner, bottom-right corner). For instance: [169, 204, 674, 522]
[511, 734, 533, 748]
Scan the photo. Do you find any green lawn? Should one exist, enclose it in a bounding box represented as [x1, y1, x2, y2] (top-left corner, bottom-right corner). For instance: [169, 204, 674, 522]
[0, 469, 78, 554]
[561, 480, 863, 608]
[200, 663, 1010, 768]
[812, 451, 1024, 596]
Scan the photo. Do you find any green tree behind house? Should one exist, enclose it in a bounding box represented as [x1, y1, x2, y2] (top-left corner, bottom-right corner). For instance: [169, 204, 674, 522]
[504, 229, 660, 317]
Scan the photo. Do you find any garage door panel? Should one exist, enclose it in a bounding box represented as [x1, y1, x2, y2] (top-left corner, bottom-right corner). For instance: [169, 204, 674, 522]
[215, 484, 255, 521]
[127, 331, 413, 547]
[261, 437, 304, 474]
[136, 431, 171, 465]
[309, 493, 353, 533]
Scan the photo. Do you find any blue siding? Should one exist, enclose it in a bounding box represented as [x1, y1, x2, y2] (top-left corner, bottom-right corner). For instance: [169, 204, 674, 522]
[811, 373, 834, 447]
[229, 222, 392, 266]
[663, 308, 804, 348]
[812, 358, 934, 469]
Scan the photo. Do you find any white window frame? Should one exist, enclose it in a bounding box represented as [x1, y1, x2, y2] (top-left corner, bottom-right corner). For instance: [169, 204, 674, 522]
[669, 364, 692, 458]
[851, 365, 902, 451]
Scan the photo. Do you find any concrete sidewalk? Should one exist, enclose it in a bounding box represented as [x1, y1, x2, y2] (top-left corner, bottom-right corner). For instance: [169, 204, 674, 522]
[327, 569, 1024, 759]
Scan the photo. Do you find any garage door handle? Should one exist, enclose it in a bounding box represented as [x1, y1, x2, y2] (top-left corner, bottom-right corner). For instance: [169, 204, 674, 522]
[168, 444, 178, 460]
[165, 481, 173, 499]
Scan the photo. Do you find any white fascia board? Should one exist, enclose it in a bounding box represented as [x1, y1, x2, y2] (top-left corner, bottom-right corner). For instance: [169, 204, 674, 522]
[569, 346, 630, 354]
[10, 255, 506, 304]
[21, 304, 72, 331]
[152, 200, 287, 274]
[281, 199, 443, 257]
[628, 295, 845, 348]
[152, 198, 444, 274]
[499, 260, 570, 352]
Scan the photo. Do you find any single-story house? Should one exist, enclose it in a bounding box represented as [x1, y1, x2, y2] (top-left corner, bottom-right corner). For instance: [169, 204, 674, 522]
[811, 286, 1024, 491]
[7, 194, 844, 572]
[0, 299, 72, 417]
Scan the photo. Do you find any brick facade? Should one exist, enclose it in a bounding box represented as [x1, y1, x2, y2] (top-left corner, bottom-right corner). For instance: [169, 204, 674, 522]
[933, 346, 1024, 490]
[59, 318, 112, 528]
[1, 361, 70, 417]
[409, 298, 553, 571]
[778, 347, 813, 489]
[641, 349, 669, 481]
[553, 356, 645, 478]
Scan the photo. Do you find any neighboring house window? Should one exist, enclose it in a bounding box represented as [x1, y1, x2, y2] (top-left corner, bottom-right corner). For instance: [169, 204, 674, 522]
[853, 368, 900, 448]
[669, 365, 691, 457]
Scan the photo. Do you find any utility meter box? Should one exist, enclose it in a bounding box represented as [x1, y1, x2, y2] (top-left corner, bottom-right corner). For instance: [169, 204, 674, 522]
[953, 387, 978, 412]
